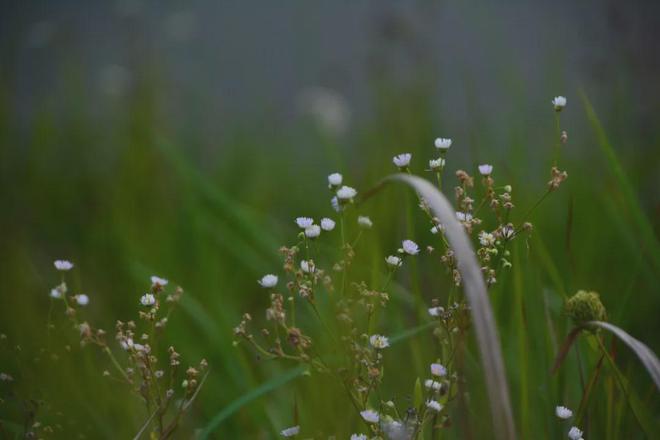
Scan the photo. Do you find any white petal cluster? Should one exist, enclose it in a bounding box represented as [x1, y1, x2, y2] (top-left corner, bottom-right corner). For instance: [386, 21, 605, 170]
[478, 164, 493, 176]
[140, 293, 156, 306]
[304, 224, 321, 238]
[76, 294, 89, 306]
[151, 276, 168, 288]
[350, 435, 367, 440]
[54, 260, 74, 271]
[456, 211, 473, 222]
[401, 239, 420, 255]
[369, 334, 389, 349]
[280, 426, 300, 437]
[426, 399, 443, 412]
[429, 158, 445, 171]
[258, 274, 278, 288]
[428, 306, 444, 317]
[552, 96, 567, 111]
[434, 137, 452, 150]
[385, 255, 402, 268]
[424, 379, 442, 392]
[431, 363, 447, 377]
[300, 260, 315, 273]
[567, 426, 583, 440]
[556, 406, 573, 419]
[295, 217, 314, 229]
[327, 172, 343, 187]
[357, 216, 373, 229]
[392, 153, 412, 168]
[50, 288, 63, 299]
[360, 409, 379, 424]
[336, 186, 357, 201]
[478, 231, 496, 247]
[320, 217, 335, 231]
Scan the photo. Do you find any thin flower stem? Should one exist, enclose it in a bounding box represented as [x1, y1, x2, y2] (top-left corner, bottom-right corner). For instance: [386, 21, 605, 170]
[103, 346, 131, 383]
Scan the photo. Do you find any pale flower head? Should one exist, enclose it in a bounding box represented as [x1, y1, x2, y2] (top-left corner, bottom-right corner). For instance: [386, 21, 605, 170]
[552, 96, 567, 111]
[369, 334, 389, 349]
[304, 224, 321, 239]
[556, 406, 573, 419]
[385, 255, 402, 268]
[300, 260, 315, 273]
[76, 294, 89, 306]
[401, 239, 420, 255]
[50, 288, 62, 299]
[327, 172, 343, 187]
[54, 260, 74, 271]
[280, 426, 300, 437]
[258, 274, 278, 288]
[392, 153, 412, 168]
[336, 185, 357, 201]
[434, 137, 452, 150]
[429, 158, 445, 171]
[567, 426, 583, 440]
[426, 399, 443, 412]
[151, 276, 168, 288]
[295, 217, 314, 229]
[357, 216, 373, 229]
[478, 164, 493, 176]
[350, 435, 367, 440]
[140, 293, 156, 306]
[456, 211, 473, 222]
[428, 306, 444, 317]
[431, 363, 447, 377]
[478, 231, 496, 247]
[360, 409, 379, 424]
[320, 217, 336, 231]
[424, 379, 442, 392]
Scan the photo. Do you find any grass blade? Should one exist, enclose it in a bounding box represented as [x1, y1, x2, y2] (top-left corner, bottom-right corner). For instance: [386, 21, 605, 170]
[383, 173, 517, 440]
[588, 321, 660, 390]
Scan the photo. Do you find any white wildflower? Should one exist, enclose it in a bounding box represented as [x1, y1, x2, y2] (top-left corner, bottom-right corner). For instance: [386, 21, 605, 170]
[304, 224, 321, 238]
[331, 196, 341, 212]
[300, 260, 315, 273]
[357, 216, 373, 229]
[280, 426, 300, 437]
[76, 294, 89, 306]
[424, 379, 442, 392]
[478, 231, 496, 247]
[429, 158, 445, 171]
[556, 406, 573, 419]
[428, 306, 444, 317]
[552, 96, 567, 111]
[151, 276, 168, 288]
[385, 255, 402, 268]
[360, 409, 379, 424]
[369, 334, 389, 349]
[50, 288, 62, 299]
[431, 363, 447, 377]
[426, 399, 443, 412]
[327, 172, 343, 187]
[258, 274, 278, 288]
[500, 225, 515, 240]
[568, 426, 583, 440]
[401, 239, 420, 255]
[478, 164, 493, 176]
[320, 217, 336, 231]
[430, 224, 444, 234]
[434, 137, 452, 150]
[140, 293, 156, 306]
[54, 260, 74, 271]
[456, 211, 473, 222]
[392, 153, 412, 168]
[336, 185, 357, 201]
[350, 435, 367, 440]
[295, 217, 314, 229]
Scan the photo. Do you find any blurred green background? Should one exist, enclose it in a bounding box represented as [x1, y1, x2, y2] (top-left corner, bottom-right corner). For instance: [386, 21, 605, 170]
[0, 1, 659, 438]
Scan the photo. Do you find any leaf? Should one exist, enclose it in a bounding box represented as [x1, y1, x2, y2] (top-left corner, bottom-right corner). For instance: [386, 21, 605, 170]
[414, 377, 423, 408]
[372, 173, 516, 440]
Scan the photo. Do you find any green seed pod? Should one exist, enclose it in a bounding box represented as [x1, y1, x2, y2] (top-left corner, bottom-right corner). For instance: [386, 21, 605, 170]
[565, 290, 607, 325]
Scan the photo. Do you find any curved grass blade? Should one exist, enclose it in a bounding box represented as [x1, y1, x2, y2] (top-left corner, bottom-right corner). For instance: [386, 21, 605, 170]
[379, 173, 516, 440]
[588, 321, 660, 390]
